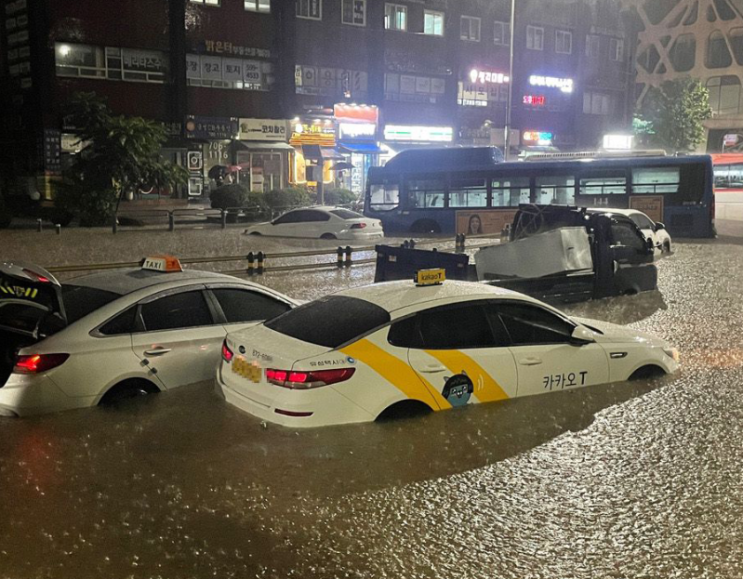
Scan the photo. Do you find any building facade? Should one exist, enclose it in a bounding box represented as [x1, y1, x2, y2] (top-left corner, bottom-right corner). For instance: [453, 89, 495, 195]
[0, 0, 636, 203]
[630, 0, 743, 151]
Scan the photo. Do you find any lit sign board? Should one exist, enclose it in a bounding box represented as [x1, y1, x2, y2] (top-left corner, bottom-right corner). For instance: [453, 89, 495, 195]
[523, 95, 546, 106]
[468, 69, 510, 84]
[384, 125, 453, 143]
[523, 131, 553, 145]
[339, 122, 376, 139]
[602, 134, 633, 150]
[529, 75, 573, 93]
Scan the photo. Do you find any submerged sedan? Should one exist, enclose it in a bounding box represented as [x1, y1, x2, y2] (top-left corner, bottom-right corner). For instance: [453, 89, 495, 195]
[218, 275, 679, 428]
[244, 206, 383, 240]
[0, 258, 297, 416]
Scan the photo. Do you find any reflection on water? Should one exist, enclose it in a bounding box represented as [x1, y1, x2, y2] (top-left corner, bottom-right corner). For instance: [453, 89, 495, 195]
[1, 238, 743, 578]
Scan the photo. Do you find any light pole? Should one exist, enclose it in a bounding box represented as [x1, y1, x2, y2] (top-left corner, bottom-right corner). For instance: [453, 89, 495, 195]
[503, 0, 516, 160]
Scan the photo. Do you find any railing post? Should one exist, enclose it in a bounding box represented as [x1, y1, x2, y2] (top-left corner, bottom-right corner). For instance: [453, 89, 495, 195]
[247, 252, 254, 276]
[55, 224, 61, 235]
[337, 246, 344, 267]
[112, 216, 118, 234]
[36, 218, 42, 232]
[168, 211, 175, 232]
[344, 245, 352, 267]
[221, 209, 227, 229]
[256, 251, 264, 274]
[409, 239, 416, 249]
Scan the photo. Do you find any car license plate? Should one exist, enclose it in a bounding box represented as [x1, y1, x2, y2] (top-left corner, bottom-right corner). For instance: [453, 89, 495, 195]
[232, 357, 262, 383]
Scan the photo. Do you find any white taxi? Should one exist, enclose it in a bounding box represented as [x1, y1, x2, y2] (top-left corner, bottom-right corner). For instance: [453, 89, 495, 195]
[244, 206, 383, 240]
[0, 257, 298, 416]
[218, 271, 680, 428]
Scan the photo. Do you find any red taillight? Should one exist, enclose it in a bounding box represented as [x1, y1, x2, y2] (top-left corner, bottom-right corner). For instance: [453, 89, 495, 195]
[266, 367, 355, 389]
[13, 353, 69, 374]
[22, 268, 50, 283]
[350, 222, 367, 229]
[221, 340, 234, 363]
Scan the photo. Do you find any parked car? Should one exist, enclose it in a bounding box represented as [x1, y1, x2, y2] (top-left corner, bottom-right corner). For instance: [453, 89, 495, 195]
[587, 208, 672, 254]
[0, 257, 298, 416]
[244, 206, 383, 240]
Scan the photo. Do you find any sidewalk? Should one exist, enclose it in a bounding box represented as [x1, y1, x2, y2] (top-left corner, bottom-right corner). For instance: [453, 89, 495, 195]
[717, 219, 743, 238]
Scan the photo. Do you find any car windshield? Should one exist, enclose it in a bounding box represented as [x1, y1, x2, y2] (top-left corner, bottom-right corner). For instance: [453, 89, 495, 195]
[330, 209, 363, 220]
[265, 295, 390, 348]
[61, 285, 121, 324]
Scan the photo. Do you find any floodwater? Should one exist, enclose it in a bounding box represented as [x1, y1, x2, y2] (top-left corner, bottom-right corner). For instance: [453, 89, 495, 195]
[1, 226, 743, 578]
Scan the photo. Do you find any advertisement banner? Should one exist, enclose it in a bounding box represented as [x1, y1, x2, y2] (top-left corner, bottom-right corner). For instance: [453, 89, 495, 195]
[238, 119, 288, 141]
[185, 116, 238, 140]
[456, 209, 517, 236]
[122, 49, 168, 74]
[629, 196, 664, 223]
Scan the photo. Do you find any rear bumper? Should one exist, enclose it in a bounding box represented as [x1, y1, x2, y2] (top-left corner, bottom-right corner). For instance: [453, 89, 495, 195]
[217, 367, 375, 428]
[0, 373, 87, 416]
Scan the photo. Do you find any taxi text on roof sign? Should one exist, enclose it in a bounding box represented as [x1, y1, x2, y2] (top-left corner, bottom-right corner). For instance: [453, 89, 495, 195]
[415, 268, 446, 286]
[141, 255, 183, 273]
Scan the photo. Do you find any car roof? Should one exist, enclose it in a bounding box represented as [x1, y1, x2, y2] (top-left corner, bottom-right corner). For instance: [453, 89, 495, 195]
[585, 207, 641, 217]
[332, 280, 525, 314]
[286, 206, 358, 213]
[65, 268, 242, 295]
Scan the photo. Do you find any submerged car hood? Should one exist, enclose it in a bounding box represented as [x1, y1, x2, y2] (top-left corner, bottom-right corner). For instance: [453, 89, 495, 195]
[572, 316, 670, 346]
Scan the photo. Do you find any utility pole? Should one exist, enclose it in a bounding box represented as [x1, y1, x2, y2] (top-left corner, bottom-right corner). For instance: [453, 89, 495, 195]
[504, 0, 516, 161]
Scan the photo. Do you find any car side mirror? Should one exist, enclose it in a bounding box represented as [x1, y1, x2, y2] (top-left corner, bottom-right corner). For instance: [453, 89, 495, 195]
[655, 222, 665, 231]
[645, 237, 655, 254]
[570, 325, 596, 346]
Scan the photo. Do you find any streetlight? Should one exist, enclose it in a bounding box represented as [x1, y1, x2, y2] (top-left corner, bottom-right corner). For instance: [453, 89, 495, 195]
[503, 0, 516, 161]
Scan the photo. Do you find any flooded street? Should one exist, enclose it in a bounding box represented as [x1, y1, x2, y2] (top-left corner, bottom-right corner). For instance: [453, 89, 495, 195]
[1, 227, 743, 578]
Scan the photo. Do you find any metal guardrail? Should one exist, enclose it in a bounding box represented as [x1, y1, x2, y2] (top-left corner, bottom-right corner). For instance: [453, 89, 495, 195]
[44, 234, 499, 277]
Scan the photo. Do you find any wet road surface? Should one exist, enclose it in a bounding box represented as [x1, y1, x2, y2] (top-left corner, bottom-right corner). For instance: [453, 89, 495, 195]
[1, 229, 742, 578]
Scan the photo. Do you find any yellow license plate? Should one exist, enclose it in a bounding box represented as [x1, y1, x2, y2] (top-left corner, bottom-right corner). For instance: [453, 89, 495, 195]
[232, 357, 262, 383]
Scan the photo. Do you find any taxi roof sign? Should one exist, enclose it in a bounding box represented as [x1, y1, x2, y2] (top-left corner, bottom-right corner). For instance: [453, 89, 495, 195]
[141, 255, 183, 273]
[415, 268, 446, 286]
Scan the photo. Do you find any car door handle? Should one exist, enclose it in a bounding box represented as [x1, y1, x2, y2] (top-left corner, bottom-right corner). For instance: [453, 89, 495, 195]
[419, 365, 447, 373]
[144, 348, 172, 357]
[519, 357, 542, 366]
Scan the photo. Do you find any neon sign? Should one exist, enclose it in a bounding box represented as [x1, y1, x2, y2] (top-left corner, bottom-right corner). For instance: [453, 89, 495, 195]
[529, 75, 573, 93]
[523, 131, 553, 145]
[523, 95, 546, 106]
[469, 69, 510, 84]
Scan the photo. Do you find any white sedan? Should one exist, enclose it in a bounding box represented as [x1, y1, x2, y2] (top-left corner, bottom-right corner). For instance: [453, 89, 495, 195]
[0, 258, 298, 416]
[588, 208, 673, 254]
[218, 274, 680, 428]
[244, 206, 383, 240]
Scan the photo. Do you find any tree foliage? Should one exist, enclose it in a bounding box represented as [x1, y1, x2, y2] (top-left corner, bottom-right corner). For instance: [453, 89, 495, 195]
[634, 78, 712, 152]
[56, 92, 188, 226]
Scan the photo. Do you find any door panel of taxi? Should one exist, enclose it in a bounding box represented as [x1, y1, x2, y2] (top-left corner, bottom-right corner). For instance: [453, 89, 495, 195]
[208, 287, 292, 333]
[131, 288, 226, 389]
[399, 303, 518, 408]
[489, 302, 609, 397]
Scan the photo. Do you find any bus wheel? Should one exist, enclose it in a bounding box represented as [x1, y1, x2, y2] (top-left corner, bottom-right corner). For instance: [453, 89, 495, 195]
[410, 219, 441, 234]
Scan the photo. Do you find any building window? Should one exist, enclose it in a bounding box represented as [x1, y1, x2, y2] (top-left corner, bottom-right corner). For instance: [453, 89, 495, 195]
[583, 91, 614, 115]
[190, 0, 220, 4]
[187, 54, 273, 91]
[555, 30, 572, 54]
[610, 38, 624, 61]
[494, 21, 510, 46]
[526, 25, 544, 50]
[385, 3, 407, 31]
[55, 43, 169, 83]
[586, 34, 600, 58]
[342, 0, 365, 26]
[296, 0, 321, 20]
[245, 0, 270, 12]
[461, 16, 480, 41]
[424, 10, 444, 36]
[707, 76, 741, 116]
[707, 30, 733, 68]
[669, 34, 696, 71]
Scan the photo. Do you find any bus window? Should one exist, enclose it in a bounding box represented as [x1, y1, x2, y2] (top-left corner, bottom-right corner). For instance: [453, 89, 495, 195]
[713, 163, 743, 189]
[632, 167, 680, 194]
[535, 175, 575, 205]
[369, 181, 400, 210]
[449, 177, 487, 208]
[492, 177, 529, 207]
[408, 178, 446, 209]
[579, 172, 627, 196]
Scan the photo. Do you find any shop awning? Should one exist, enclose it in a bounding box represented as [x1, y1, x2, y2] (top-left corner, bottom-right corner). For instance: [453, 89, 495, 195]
[237, 140, 295, 151]
[338, 142, 382, 154]
[302, 145, 345, 161]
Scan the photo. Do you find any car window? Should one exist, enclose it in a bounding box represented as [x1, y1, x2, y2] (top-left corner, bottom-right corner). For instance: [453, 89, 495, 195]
[491, 302, 575, 346]
[265, 296, 390, 348]
[140, 291, 213, 332]
[98, 306, 138, 336]
[629, 213, 654, 230]
[273, 211, 300, 225]
[61, 285, 121, 324]
[417, 304, 496, 349]
[611, 220, 645, 250]
[300, 210, 331, 223]
[212, 288, 291, 323]
[330, 209, 363, 220]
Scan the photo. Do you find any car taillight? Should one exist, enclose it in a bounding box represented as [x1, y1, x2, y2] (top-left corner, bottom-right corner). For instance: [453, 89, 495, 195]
[222, 340, 234, 363]
[350, 223, 367, 229]
[266, 367, 355, 389]
[13, 353, 69, 374]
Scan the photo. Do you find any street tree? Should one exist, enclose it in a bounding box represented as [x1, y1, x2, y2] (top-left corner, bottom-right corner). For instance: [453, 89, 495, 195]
[634, 78, 712, 153]
[57, 92, 188, 226]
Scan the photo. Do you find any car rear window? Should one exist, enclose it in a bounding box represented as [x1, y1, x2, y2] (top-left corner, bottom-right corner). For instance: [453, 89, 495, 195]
[62, 285, 121, 324]
[330, 209, 363, 220]
[265, 296, 390, 348]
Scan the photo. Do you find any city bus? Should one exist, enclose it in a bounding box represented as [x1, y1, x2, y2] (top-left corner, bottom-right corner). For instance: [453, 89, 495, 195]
[365, 148, 715, 238]
[711, 153, 743, 221]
